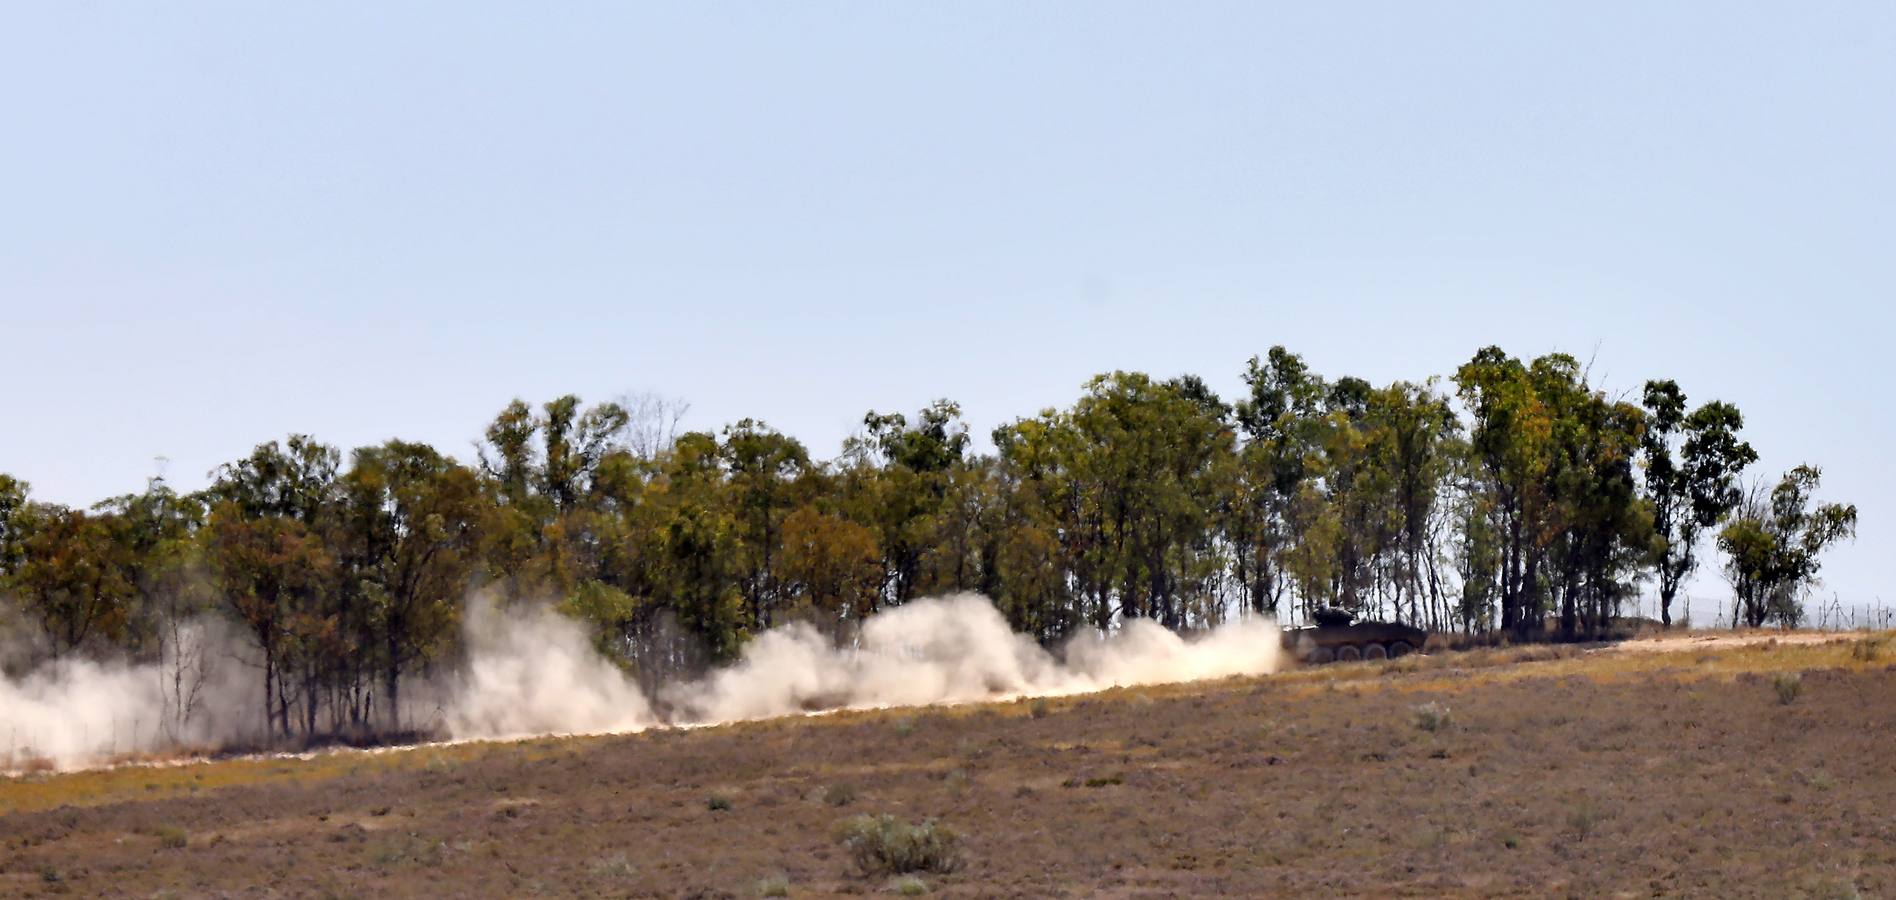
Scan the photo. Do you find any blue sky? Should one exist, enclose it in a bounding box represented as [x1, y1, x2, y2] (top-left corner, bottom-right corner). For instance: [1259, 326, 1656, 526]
[2, 3, 1889, 611]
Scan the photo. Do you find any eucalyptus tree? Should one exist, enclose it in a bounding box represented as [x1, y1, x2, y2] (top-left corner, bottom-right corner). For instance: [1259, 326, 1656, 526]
[1719, 465, 1856, 627]
[1231, 346, 1329, 618]
[339, 440, 487, 728]
[1640, 380, 1758, 626]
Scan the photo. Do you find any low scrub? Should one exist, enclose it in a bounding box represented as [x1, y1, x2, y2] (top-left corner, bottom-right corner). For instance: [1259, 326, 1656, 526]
[1412, 702, 1452, 732]
[1772, 672, 1804, 705]
[834, 814, 962, 876]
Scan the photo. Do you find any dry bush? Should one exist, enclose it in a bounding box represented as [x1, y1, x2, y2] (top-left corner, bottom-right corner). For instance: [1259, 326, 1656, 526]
[1411, 702, 1452, 733]
[834, 814, 962, 876]
[753, 872, 791, 896]
[824, 783, 858, 807]
[1850, 635, 1887, 663]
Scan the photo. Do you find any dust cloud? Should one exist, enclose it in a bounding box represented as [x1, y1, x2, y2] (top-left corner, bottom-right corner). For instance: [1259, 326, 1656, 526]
[3, 594, 1279, 772]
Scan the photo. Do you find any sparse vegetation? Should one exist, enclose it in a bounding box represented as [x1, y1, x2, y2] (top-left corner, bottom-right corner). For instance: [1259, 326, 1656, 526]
[834, 815, 962, 876]
[4, 639, 1893, 896]
[1851, 635, 1887, 663]
[754, 872, 791, 896]
[707, 793, 734, 812]
[153, 824, 188, 849]
[1773, 672, 1804, 705]
[892, 875, 929, 895]
[823, 783, 859, 807]
[1028, 698, 1051, 719]
[1412, 701, 1452, 732]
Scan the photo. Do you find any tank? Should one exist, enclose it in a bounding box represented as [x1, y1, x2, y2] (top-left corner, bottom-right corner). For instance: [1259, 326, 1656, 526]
[1281, 608, 1428, 663]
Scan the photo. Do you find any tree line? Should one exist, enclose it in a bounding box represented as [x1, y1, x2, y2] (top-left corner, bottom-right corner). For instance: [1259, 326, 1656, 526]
[0, 347, 1858, 739]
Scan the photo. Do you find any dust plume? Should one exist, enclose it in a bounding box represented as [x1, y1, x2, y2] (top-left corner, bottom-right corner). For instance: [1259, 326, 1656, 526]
[3, 593, 1278, 771]
[662, 594, 1280, 725]
[435, 596, 654, 740]
[0, 620, 256, 771]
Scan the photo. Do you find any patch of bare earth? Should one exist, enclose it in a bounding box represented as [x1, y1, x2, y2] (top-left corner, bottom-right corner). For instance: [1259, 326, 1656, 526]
[3, 636, 1894, 897]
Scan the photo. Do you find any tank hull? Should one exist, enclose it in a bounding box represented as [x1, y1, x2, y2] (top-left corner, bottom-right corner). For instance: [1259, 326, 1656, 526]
[1281, 620, 1428, 664]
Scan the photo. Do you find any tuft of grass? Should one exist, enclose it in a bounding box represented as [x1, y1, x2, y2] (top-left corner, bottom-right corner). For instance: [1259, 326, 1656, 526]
[1772, 672, 1804, 705]
[824, 783, 859, 807]
[1850, 635, 1887, 663]
[754, 872, 791, 897]
[892, 874, 929, 895]
[1028, 698, 1051, 719]
[707, 793, 734, 812]
[1412, 701, 1452, 733]
[153, 824, 189, 849]
[589, 851, 637, 878]
[892, 717, 917, 738]
[1082, 774, 1123, 788]
[834, 814, 962, 876]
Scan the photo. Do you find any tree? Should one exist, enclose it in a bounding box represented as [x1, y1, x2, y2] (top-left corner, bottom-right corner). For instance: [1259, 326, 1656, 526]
[340, 441, 487, 728]
[205, 502, 335, 737]
[1641, 381, 1757, 627]
[777, 504, 882, 633]
[0, 473, 29, 577]
[1718, 466, 1856, 628]
[10, 505, 137, 660]
[722, 419, 812, 629]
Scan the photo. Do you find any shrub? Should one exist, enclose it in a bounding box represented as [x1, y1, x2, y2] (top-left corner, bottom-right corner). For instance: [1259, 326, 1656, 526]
[708, 794, 734, 812]
[154, 824, 189, 849]
[892, 717, 917, 737]
[1412, 702, 1452, 733]
[824, 783, 858, 807]
[893, 875, 929, 895]
[1850, 635, 1887, 663]
[1772, 672, 1804, 705]
[834, 814, 962, 876]
[754, 873, 791, 897]
[1029, 698, 1051, 719]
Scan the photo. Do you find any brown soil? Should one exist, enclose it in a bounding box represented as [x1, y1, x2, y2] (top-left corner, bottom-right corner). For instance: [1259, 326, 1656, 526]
[3, 637, 1893, 897]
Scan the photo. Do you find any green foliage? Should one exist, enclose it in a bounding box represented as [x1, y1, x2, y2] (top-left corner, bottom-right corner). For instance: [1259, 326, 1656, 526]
[833, 814, 962, 876]
[893, 875, 929, 895]
[1719, 466, 1858, 628]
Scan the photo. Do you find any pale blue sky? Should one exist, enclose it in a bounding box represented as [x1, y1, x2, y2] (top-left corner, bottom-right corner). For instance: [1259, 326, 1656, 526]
[3, 3, 1889, 611]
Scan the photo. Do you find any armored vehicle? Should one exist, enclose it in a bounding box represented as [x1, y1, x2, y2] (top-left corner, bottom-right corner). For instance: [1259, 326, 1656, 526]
[1281, 608, 1427, 663]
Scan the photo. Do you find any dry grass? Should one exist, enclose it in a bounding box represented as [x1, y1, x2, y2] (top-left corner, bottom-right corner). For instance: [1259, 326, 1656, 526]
[2, 633, 1893, 896]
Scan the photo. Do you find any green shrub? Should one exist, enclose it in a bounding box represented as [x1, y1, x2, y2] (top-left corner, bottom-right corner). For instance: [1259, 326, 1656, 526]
[154, 824, 189, 849]
[707, 794, 734, 812]
[833, 814, 962, 876]
[1028, 698, 1051, 719]
[893, 875, 929, 895]
[1772, 672, 1804, 705]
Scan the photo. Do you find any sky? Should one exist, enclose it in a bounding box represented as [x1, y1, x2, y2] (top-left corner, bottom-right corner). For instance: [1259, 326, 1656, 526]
[2, 3, 1890, 614]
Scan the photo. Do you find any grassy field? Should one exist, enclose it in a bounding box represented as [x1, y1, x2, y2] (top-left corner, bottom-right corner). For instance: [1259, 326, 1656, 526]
[3, 632, 1893, 897]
